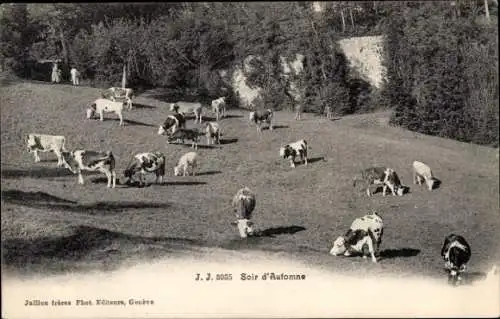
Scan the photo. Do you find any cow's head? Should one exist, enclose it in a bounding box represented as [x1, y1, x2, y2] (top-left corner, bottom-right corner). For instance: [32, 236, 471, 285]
[384, 168, 405, 196]
[86, 104, 96, 119]
[279, 145, 293, 159]
[330, 236, 347, 256]
[26, 135, 41, 153]
[158, 125, 166, 135]
[61, 151, 78, 173]
[231, 219, 255, 238]
[426, 178, 436, 191]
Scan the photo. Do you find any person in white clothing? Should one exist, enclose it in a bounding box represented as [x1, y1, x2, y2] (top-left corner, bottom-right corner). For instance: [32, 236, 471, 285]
[70, 67, 80, 86]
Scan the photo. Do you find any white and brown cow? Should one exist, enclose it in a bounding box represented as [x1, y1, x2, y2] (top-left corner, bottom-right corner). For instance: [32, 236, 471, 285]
[413, 160, 436, 191]
[441, 234, 471, 286]
[170, 101, 204, 124]
[353, 167, 406, 197]
[231, 187, 256, 238]
[101, 87, 134, 109]
[26, 133, 67, 167]
[211, 97, 226, 121]
[123, 152, 166, 186]
[330, 211, 384, 263]
[158, 113, 186, 135]
[249, 109, 274, 132]
[279, 139, 308, 168]
[61, 150, 116, 188]
[167, 128, 202, 149]
[86, 98, 127, 126]
[205, 122, 221, 145]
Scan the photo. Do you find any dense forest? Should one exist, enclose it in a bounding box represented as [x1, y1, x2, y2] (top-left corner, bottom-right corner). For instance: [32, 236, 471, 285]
[1, 1, 498, 147]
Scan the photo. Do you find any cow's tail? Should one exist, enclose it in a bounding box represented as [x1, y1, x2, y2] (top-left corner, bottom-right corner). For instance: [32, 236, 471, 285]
[61, 137, 68, 152]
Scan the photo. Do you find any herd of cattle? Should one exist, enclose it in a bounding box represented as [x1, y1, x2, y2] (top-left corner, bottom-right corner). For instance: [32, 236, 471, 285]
[24, 86, 476, 286]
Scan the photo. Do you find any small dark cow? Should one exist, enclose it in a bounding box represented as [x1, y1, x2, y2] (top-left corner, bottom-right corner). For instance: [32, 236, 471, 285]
[279, 139, 308, 168]
[330, 211, 384, 263]
[61, 150, 116, 188]
[353, 167, 405, 197]
[205, 122, 221, 145]
[158, 113, 186, 135]
[26, 133, 67, 167]
[123, 152, 166, 186]
[441, 234, 471, 286]
[249, 109, 274, 132]
[231, 187, 256, 238]
[167, 128, 202, 149]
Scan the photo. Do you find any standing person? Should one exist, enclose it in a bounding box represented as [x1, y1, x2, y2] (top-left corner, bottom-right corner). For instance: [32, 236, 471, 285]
[70, 67, 80, 86]
[51, 62, 60, 83]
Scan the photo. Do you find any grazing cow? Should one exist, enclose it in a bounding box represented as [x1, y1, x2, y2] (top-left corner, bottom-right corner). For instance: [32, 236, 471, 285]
[279, 139, 308, 168]
[441, 234, 471, 286]
[353, 167, 405, 197]
[231, 187, 256, 238]
[205, 122, 221, 145]
[249, 109, 274, 132]
[211, 97, 226, 121]
[86, 98, 126, 126]
[295, 104, 303, 121]
[123, 152, 166, 186]
[170, 102, 203, 124]
[174, 151, 198, 176]
[158, 113, 186, 135]
[101, 87, 134, 109]
[61, 150, 116, 188]
[324, 105, 333, 120]
[413, 161, 436, 191]
[167, 128, 202, 149]
[26, 133, 67, 167]
[330, 211, 384, 263]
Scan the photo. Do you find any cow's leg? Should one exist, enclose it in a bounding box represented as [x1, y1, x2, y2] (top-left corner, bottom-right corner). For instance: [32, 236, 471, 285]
[290, 158, 295, 168]
[366, 237, 377, 263]
[78, 170, 84, 185]
[303, 150, 308, 165]
[269, 120, 273, 131]
[118, 112, 124, 126]
[366, 187, 372, 197]
[34, 150, 41, 163]
[413, 172, 419, 185]
[104, 170, 113, 188]
[54, 149, 63, 167]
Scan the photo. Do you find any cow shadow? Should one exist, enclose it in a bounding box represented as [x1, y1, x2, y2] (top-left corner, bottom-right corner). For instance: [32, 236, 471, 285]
[176, 144, 219, 150]
[220, 138, 238, 145]
[252, 225, 306, 238]
[432, 178, 442, 190]
[1, 190, 172, 214]
[197, 170, 222, 176]
[129, 102, 156, 109]
[262, 125, 289, 131]
[1, 167, 76, 179]
[458, 271, 488, 285]
[307, 157, 326, 164]
[378, 248, 421, 260]
[120, 180, 207, 187]
[2, 225, 202, 274]
[221, 114, 243, 119]
[123, 119, 156, 127]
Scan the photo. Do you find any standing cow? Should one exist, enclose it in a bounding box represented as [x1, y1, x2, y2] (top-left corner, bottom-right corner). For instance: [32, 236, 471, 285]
[441, 234, 471, 286]
[86, 98, 127, 126]
[249, 109, 274, 132]
[158, 113, 186, 135]
[61, 150, 116, 188]
[170, 102, 204, 124]
[279, 139, 308, 168]
[353, 167, 406, 197]
[123, 152, 166, 186]
[205, 122, 221, 145]
[26, 133, 67, 167]
[211, 97, 227, 121]
[231, 187, 257, 238]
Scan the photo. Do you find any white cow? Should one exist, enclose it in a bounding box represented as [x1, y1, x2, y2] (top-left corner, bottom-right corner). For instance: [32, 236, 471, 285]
[61, 150, 116, 188]
[211, 97, 226, 121]
[231, 187, 256, 238]
[174, 151, 198, 176]
[413, 161, 436, 191]
[330, 211, 384, 263]
[170, 102, 204, 124]
[279, 139, 308, 168]
[205, 122, 221, 145]
[26, 133, 67, 167]
[101, 87, 134, 109]
[87, 98, 126, 126]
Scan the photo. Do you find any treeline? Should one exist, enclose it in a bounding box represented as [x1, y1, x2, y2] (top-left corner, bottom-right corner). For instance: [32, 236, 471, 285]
[0, 2, 498, 146]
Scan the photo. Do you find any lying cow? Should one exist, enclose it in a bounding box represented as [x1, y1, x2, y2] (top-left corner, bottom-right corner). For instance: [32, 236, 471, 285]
[86, 98, 127, 126]
[353, 167, 405, 197]
[174, 151, 198, 176]
[211, 97, 226, 121]
[167, 128, 202, 149]
[330, 211, 384, 263]
[101, 87, 134, 109]
[231, 187, 256, 238]
[26, 133, 67, 167]
[123, 152, 166, 186]
[249, 109, 274, 132]
[441, 234, 471, 286]
[205, 122, 221, 145]
[61, 150, 116, 188]
[170, 101, 204, 124]
[413, 161, 436, 191]
[279, 139, 308, 168]
[158, 113, 186, 135]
